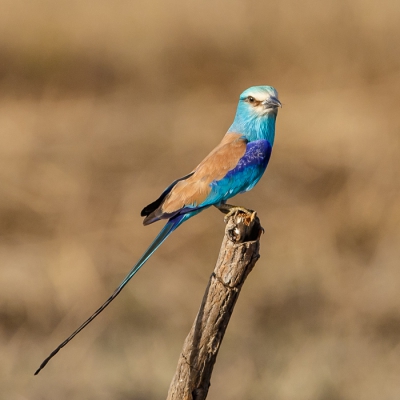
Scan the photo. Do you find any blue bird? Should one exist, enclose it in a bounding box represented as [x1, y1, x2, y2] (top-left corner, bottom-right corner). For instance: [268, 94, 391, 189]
[35, 85, 281, 374]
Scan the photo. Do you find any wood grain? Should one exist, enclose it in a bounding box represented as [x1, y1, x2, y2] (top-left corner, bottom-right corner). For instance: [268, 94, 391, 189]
[167, 210, 262, 400]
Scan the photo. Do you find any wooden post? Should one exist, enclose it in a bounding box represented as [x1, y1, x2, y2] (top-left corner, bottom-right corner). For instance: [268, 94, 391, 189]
[167, 210, 263, 400]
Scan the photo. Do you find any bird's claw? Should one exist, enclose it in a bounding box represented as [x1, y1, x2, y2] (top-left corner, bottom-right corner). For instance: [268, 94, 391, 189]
[223, 207, 255, 225]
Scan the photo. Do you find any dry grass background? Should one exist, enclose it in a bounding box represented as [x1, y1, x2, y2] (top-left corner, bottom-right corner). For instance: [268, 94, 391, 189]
[1, 1, 400, 399]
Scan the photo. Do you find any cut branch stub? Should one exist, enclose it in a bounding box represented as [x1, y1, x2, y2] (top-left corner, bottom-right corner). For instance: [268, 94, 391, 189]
[167, 210, 262, 400]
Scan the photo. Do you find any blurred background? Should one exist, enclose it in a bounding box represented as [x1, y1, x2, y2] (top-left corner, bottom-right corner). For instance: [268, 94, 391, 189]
[1, 1, 400, 399]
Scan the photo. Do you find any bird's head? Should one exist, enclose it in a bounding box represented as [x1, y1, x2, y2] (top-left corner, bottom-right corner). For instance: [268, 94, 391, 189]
[229, 86, 281, 142]
[238, 86, 281, 117]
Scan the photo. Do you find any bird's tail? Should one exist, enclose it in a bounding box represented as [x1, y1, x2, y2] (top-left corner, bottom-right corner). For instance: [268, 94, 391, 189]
[34, 214, 186, 375]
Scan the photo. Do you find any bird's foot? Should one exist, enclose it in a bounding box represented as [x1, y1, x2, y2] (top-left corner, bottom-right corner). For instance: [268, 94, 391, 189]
[214, 203, 264, 234]
[223, 207, 256, 225]
[214, 203, 252, 215]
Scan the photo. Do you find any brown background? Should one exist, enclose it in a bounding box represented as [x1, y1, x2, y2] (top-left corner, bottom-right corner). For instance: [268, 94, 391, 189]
[1, 1, 400, 399]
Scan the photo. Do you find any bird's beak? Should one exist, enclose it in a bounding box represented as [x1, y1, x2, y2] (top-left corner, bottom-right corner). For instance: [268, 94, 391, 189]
[262, 96, 282, 109]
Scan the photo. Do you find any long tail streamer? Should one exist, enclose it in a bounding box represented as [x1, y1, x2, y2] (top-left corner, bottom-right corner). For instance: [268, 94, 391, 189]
[34, 216, 183, 375]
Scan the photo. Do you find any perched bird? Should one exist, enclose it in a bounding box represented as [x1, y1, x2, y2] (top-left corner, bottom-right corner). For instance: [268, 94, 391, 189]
[35, 85, 281, 375]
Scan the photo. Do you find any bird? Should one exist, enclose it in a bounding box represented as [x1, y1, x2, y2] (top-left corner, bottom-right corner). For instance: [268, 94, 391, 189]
[34, 85, 281, 375]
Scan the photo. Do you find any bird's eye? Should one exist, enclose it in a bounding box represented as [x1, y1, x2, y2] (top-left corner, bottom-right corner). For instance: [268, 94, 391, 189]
[248, 96, 255, 103]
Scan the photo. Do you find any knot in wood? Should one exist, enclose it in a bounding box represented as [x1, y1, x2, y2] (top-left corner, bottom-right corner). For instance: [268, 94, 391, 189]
[225, 210, 262, 243]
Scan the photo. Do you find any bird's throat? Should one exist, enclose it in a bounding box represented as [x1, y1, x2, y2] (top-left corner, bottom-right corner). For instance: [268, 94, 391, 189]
[228, 113, 276, 145]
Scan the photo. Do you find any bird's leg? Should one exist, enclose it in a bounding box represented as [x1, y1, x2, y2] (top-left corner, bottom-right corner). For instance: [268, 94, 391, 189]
[214, 203, 256, 225]
[214, 202, 234, 214]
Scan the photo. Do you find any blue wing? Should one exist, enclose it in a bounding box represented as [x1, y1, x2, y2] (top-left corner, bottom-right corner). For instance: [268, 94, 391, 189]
[200, 139, 272, 206]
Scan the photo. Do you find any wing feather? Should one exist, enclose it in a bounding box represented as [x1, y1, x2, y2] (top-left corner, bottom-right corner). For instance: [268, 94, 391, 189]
[142, 133, 247, 225]
[161, 133, 247, 213]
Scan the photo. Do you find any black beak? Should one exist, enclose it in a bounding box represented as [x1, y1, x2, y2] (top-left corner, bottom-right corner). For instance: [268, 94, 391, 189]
[262, 96, 282, 109]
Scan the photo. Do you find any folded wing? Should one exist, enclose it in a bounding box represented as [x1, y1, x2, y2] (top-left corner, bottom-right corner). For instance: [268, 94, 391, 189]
[141, 133, 272, 225]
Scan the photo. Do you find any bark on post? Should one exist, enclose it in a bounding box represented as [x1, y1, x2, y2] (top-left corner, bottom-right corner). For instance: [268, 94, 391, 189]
[167, 210, 263, 400]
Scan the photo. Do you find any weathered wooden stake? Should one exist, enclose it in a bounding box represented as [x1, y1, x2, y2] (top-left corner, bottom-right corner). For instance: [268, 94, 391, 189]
[167, 211, 263, 400]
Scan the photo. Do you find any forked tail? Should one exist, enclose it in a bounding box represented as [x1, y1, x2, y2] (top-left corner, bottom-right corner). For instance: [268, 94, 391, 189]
[34, 215, 185, 375]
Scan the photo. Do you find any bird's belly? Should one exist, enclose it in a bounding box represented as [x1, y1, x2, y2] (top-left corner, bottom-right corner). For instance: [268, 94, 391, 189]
[205, 164, 267, 205]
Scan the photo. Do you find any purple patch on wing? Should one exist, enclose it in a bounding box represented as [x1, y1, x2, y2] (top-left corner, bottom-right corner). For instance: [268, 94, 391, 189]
[224, 139, 272, 179]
